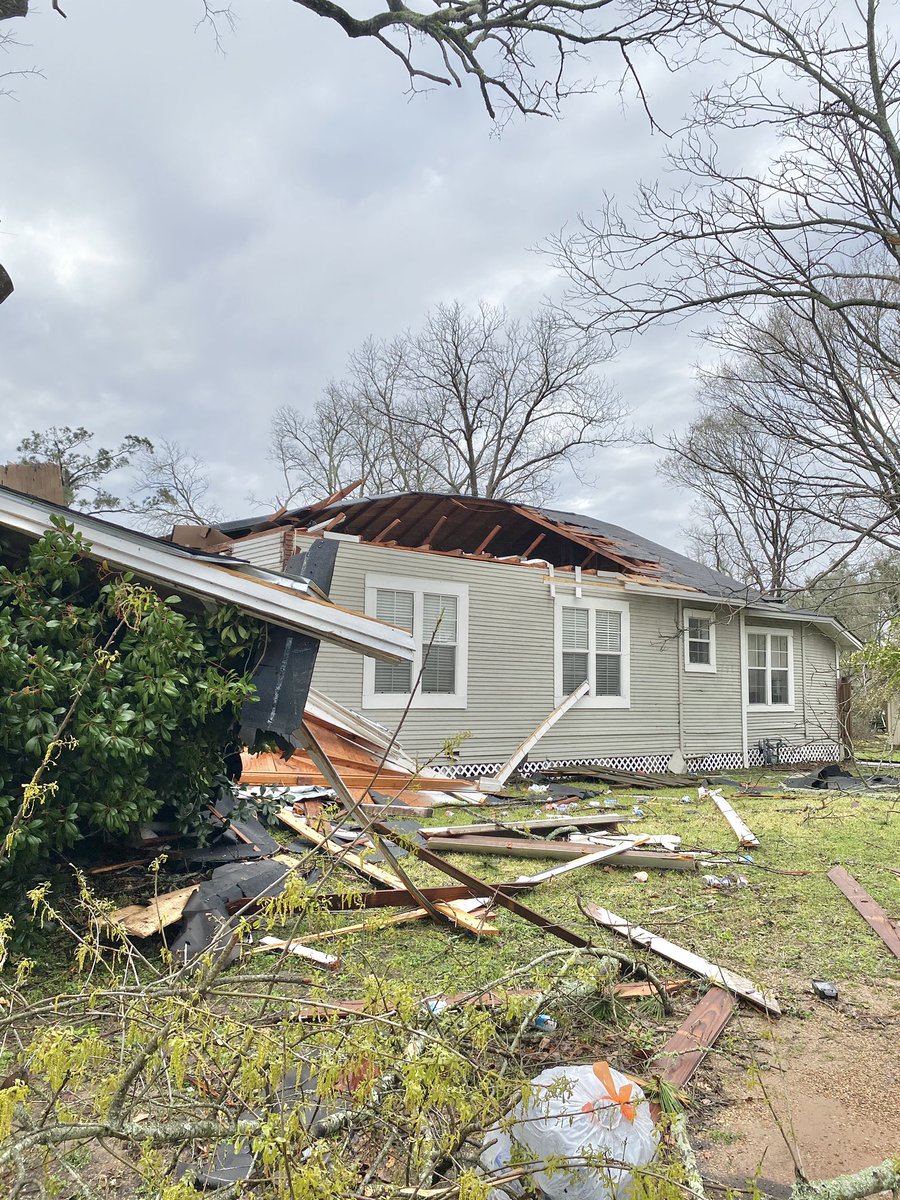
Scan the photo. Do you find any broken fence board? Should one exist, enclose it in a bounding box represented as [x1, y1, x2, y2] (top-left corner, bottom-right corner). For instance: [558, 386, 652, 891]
[277, 810, 499, 937]
[827, 866, 900, 960]
[582, 903, 780, 1017]
[421, 814, 627, 838]
[700, 787, 760, 848]
[483, 679, 590, 788]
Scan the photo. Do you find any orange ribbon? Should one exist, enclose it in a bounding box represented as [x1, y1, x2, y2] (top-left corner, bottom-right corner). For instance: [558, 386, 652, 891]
[581, 1060, 637, 1123]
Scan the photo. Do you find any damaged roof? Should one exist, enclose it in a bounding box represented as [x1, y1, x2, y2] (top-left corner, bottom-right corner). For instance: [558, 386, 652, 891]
[0, 483, 415, 663]
[222, 490, 861, 649]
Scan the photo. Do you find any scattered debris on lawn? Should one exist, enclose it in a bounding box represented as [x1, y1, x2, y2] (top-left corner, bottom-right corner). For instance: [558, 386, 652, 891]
[827, 865, 900, 959]
[784, 762, 900, 790]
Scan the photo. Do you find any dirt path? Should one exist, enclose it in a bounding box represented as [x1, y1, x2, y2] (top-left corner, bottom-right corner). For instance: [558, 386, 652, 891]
[696, 981, 900, 1187]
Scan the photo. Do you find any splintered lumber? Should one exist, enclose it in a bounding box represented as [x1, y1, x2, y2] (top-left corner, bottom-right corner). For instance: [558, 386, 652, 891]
[370, 821, 594, 950]
[481, 679, 590, 788]
[421, 814, 629, 838]
[255, 937, 339, 968]
[277, 810, 499, 937]
[107, 885, 200, 937]
[582, 904, 781, 1016]
[225, 881, 534, 916]
[521, 836, 649, 884]
[294, 979, 692, 1021]
[827, 866, 900, 959]
[425, 834, 698, 871]
[700, 786, 760, 848]
[254, 909, 430, 949]
[651, 988, 737, 1088]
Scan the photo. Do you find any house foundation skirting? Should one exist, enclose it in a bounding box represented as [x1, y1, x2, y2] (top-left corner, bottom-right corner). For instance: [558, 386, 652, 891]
[435, 741, 843, 779]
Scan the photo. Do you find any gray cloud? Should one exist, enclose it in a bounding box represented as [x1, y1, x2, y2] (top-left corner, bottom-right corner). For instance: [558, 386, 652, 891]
[0, 0, 703, 547]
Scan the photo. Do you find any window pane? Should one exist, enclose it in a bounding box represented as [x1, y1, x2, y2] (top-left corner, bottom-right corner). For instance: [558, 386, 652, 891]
[688, 638, 711, 665]
[562, 651, 589, 693]
[375, 589, 414, 632]
[562, 607, 588, 651]
[771, 668, 790, 705]
[748, 667, 767, 704]
[596, 610, 622, 653]
[374, 660, 413, 695]
[688, 616, 710, 642]
[748, 633, 767, 668]
[771, 635, 789, 669]
[423, 593, 457, 644]
[596, 653, 622, 696]
[422, 644, 456, 694]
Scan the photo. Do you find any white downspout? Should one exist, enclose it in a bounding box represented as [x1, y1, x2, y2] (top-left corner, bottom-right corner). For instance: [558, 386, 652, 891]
[739, 611, 749, 768]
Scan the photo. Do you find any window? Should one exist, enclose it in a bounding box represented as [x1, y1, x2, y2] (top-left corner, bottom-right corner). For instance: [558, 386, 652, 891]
[683, 608, 716, 673]
[363, 574, 468, 708]
[555, 597, 629, 707]
[746, 628, 793, 708]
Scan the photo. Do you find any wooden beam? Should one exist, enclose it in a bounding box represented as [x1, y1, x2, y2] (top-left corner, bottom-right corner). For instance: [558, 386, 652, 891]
[582, 904, 780, 1016]
[827, 866, 900, 959]
[483, 679, 590, 787]
[419, 512, 448, 549]
[509, 504, 646, 573]
[253, 909, 430, 949]
[305, 479, 365, 515]
[421, 814, 627, 837]
[701, 787, 760, 848]
[371, 517, 402, 544]
[521, 531, 545, 558]
[227, 881, 534, 915]
[425, 834, 698, 870]
[277, 811, 499, 937]
[474, 524, 503, 554]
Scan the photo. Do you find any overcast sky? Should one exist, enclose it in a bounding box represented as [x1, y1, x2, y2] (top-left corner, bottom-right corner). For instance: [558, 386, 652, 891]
[0, 0, 707, 546]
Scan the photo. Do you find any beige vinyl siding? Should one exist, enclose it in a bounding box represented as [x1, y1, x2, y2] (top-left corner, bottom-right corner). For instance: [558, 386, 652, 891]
[303, 536, 686, 764]
[230, 529, 288, 571]
[745, 622, 839, 744]
[681, 605, 743, 755]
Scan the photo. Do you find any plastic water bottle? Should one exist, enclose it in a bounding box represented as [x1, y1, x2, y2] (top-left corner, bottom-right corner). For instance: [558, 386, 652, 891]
[532, 1014, 558, 1033]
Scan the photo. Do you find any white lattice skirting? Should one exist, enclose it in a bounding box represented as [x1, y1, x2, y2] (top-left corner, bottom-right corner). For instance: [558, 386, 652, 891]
[435, 741, 843, 779]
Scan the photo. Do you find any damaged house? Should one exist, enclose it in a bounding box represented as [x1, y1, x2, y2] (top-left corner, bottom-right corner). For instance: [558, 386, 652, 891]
[216, 491, 860, 777]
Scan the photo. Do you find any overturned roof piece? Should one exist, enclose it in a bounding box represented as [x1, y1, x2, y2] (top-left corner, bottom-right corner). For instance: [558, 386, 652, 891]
[223, 490, 861, 650]
[0, 483, 415, 664]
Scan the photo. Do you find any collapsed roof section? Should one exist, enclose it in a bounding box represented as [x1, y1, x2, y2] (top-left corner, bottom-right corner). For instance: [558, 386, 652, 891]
[0, 483, 415, 664]
[222, 489, 862, 649]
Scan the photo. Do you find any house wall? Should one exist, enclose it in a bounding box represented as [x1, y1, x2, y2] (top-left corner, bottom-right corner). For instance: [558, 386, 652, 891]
[228, 529, 841, 768]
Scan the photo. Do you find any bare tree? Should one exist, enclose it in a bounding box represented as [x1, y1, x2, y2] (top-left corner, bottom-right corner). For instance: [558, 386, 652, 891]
[1, 0, 702, 120]
[270, 301, 625, 506]
[131, 439, 223, 534]
[659, 403, 833, 594]
[553, 0, 900, 553]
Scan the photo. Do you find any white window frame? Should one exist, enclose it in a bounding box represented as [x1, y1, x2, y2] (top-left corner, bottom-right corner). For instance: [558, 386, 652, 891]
[553, 595, 630, 709]
[362, 573, 469, 709]
[744, 625, 795, 710]
[683, 607, 717, 674]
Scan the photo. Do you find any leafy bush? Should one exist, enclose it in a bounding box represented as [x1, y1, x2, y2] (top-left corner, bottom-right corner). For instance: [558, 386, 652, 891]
[0, 517, 261, 887]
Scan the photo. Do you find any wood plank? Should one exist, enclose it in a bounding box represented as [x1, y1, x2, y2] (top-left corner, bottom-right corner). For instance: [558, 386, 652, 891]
[482, 680, 591, 787]
[426, 834, 698, 870]
[700, 787, 760, 848]
[277, 811, 499, 937]
[225, 881, 534, 916]
[582, 904, 781, 1016]
[253, 909, 430, 950]
[827, 866, 900, 959]
[651, 988, 737, 1088]
[254, 937, 339, 968]
[421, 815, 627, 837]
[521, 837, 649, 884]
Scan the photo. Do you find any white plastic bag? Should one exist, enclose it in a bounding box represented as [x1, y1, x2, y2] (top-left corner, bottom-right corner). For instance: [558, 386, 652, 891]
[480, 1061, 658, 1200]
